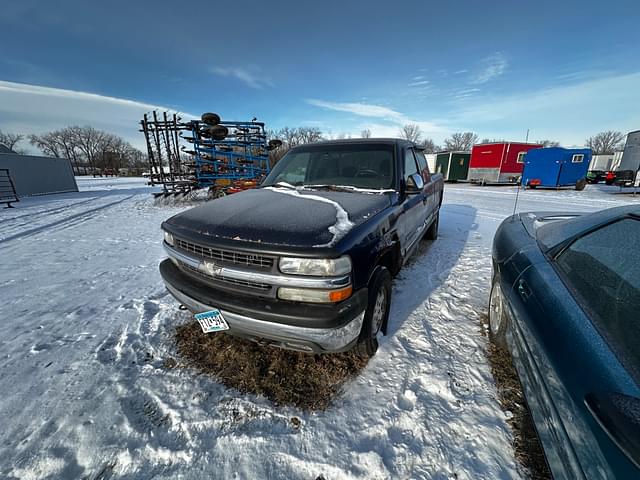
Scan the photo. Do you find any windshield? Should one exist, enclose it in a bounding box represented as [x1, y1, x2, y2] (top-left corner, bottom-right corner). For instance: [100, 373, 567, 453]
[262, 143, 395, 190]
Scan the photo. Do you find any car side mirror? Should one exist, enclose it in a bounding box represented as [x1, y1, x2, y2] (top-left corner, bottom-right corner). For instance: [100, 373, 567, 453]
[406, 173, 424, 193]
[585, 392, 640, 469]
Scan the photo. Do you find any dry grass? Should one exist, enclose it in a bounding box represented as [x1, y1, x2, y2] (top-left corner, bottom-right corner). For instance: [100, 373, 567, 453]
[172, 321, 368, 410]
[480, 314, 551, 480]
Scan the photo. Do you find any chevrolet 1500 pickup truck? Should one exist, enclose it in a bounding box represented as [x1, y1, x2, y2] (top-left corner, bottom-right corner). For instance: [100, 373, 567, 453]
[160, 138, 444, 357]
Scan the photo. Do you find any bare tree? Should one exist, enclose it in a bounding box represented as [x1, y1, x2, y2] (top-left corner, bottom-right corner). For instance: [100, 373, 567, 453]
[420, 138, 439, 153]
[0, 130, 25, 152]
[537, 139, 560, 148]
[361, 129, 371, 138]
[444, 132, 479, 151]
[399, 124, 422, 144]
[585, 130, 625, 154]
[30, 126, 143, 174]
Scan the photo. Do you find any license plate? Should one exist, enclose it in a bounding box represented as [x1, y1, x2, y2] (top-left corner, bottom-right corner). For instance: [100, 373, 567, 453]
[195, 309, 229, 333]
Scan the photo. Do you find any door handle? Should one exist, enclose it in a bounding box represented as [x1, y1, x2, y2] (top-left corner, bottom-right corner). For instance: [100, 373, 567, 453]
[518, 279, 532, 299]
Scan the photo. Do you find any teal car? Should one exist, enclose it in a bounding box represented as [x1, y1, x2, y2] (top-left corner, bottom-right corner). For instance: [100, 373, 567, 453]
[489, 206, 640, 479]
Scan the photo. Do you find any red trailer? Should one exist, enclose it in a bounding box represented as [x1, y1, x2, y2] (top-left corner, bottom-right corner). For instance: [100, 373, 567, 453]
[468, 142, 541, 184]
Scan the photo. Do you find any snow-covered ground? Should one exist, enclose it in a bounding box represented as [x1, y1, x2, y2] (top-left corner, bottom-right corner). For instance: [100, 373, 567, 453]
[0, 178, 637, 479]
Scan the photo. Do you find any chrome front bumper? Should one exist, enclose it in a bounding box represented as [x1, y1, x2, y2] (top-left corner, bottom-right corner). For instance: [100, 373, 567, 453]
[165, 282, 365, 353]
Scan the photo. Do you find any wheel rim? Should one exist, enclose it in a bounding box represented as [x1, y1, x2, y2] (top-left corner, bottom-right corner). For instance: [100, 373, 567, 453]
[489, 282, 504, 335]
[372, 288, 387, 334]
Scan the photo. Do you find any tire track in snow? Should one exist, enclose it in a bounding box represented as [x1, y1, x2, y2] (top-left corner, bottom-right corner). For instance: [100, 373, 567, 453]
[1, 196, 99, 222]
[0, 194, 135, 245]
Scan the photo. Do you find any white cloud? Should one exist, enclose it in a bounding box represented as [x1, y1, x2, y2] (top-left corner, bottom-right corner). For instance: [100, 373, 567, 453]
[306, 99, 446, 137]
[306, 99, 407, 122]
[0, 80, 196, 150]
[451, 71, 640, 144]
[471, 52, 507, 84]
[408, 80, 430, 87]
[210, 66, 273, 89]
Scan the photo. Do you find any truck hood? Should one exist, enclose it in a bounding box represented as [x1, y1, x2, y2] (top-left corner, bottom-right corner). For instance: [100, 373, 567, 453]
[163, 186, 392, 249]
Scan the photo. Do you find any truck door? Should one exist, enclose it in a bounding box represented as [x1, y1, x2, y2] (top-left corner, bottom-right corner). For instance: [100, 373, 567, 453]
[399, 148, 427, 254]
[414, 149, 437, 220]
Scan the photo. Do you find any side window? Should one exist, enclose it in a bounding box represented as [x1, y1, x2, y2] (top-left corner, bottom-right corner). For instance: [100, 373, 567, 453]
[414, 149, 431, 181]
[572, 154, 584, 163]
[555, 218, 640, 378]
[517, 152, 527, 163]
[404, 149, 419, 178]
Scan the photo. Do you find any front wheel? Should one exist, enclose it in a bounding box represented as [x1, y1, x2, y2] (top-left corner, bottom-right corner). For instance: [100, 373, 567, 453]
[488, 276, 508, 348]
[575, 178, 587, 191]
[354, 267, 391, 358]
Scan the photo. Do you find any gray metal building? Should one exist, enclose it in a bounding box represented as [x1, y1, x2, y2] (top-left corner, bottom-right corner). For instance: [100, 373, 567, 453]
[0, 154, 78, 197]
[618, 130, 640, 172]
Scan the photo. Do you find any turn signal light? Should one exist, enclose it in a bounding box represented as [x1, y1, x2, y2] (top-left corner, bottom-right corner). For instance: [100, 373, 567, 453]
[329, 286, 353, 302]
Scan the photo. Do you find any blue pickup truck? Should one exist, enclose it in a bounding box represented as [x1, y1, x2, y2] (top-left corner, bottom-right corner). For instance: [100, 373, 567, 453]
[160, 138, 444, 357]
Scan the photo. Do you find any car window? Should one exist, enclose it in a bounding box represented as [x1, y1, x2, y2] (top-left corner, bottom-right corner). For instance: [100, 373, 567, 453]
[555, 217, 640, 379]
[404, 149, 419, 178]
[414, 150, 427, 171]
[414, 150, 431, 181]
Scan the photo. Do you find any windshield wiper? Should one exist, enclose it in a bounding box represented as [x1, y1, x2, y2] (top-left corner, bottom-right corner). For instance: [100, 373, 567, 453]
[304, 184, 357, 192]
[270, 181, 301, 189]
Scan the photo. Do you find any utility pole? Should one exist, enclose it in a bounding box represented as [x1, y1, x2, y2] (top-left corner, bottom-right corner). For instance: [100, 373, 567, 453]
[525, 129, 530, 143]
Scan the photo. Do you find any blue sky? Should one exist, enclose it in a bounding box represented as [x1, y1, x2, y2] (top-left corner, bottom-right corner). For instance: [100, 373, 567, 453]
[1, 0, 639, 150]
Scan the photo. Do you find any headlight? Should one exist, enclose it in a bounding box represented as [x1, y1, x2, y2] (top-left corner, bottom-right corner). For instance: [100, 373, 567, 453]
[278, 286, 352, 303]
[279, 256, 351, 276]
[164, 231, 175, 247]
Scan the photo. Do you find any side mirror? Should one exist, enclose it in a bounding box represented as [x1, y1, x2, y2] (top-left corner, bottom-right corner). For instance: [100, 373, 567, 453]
[585, 392, 640, 469]
[406, 173, 424, 193]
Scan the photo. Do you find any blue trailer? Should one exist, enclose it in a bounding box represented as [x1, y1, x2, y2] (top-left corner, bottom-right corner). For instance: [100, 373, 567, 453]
[522, 147, 592, 190]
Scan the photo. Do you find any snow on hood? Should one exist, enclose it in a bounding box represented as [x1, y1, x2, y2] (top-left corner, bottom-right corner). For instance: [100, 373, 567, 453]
[264, 186, 355, 247]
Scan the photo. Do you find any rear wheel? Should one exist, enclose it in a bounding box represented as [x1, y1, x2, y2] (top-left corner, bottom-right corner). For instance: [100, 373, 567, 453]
[354, 267, 391, 358]
[575, 178, 587, 191]
[488, 276, 508, 348]
[424, 212, 439, 240]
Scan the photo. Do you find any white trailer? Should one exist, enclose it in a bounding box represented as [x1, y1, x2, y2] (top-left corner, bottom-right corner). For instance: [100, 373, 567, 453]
[589, 154, 614, 171]
[425, 153, 436, 174]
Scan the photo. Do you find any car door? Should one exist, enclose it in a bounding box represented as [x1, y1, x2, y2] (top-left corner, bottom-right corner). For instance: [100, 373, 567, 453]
[506, 217, 640, 479]
[398, 148, 427, 255]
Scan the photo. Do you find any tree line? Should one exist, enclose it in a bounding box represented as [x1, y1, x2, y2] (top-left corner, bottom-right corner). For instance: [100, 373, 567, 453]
[0, 126, 146, 174]
[396, 125, 627, 155]
[0, 125, 629, 173]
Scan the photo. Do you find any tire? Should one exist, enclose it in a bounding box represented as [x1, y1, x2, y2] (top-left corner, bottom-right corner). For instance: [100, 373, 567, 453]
[209, 125, 228, 141]
[424, 212, 439, 240]
[575, 178, 587, 191]
[354, 267, 392, 358]
[605, 180, 614, 186]
[488, 276, 508, 348]
[528, 184, 537, 189]
[201, 112, 221, 126]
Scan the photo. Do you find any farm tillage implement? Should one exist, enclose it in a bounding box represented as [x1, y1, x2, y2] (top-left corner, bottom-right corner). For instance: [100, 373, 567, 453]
[140, 111, 281, 198]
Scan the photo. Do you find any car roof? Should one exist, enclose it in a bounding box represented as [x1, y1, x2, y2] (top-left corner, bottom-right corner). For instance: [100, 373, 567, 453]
[537, 204, 640, 252]
[289, 138, 416, 149]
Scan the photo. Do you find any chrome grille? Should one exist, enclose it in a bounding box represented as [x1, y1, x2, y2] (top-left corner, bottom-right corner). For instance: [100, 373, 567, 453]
[178, 261, 272, 292]
[175, 238, 274, 269]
